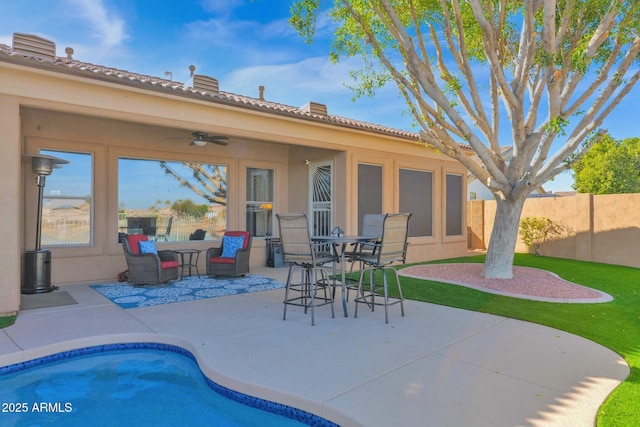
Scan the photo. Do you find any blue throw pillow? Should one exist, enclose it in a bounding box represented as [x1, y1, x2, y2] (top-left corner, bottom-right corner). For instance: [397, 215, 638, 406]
[139, 240, 158, 254]
[221, 236, 245, 258]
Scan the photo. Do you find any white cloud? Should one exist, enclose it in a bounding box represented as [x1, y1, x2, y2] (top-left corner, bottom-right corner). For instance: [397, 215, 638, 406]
[261, 18, 298, 39]
[222, 56, 415, 130]
[224, 56, 352, 98]
[66, 0, 127, 46]
[185, 17, 256, 47]
[200, 0, 244, 15]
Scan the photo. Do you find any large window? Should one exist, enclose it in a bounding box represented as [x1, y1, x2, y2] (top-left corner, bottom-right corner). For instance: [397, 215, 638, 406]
[399, 169, 433, 237]
[357, 163, 383, 233]
[445, 173, 463, 236]
[118, 158, 227, 242]
[246, 168, 274, 237]
[40, 150, 93, 246]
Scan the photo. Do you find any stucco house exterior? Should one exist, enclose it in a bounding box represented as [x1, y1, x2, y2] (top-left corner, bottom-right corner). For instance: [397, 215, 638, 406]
[0, 33, 470, 316]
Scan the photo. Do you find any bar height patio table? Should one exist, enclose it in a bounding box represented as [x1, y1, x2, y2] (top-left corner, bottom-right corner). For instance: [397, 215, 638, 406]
[311, 235, 379, 317]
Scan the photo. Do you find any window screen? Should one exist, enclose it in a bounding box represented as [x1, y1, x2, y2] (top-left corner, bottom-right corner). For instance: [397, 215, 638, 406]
[399, 169, 433, 237]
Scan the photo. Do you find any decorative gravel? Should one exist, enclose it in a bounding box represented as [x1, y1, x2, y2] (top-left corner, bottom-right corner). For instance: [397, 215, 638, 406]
[399, 263, 612, 303]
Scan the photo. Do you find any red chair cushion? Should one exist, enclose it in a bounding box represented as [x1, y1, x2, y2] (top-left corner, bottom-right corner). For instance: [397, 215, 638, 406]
[224, 231, 250, 249]
[208, 257, 236, 264]
[161, 260, 179, 269]
[127, 234, 148, 254]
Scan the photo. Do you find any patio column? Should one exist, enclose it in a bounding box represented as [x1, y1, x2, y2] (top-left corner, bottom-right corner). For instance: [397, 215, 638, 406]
[0, 96, 22, 315]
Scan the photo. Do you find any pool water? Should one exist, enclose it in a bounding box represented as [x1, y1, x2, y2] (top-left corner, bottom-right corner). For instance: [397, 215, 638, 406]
[0, 344, 337, 427]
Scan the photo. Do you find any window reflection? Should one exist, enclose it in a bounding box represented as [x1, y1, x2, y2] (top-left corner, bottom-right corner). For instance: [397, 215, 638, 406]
[40, 150, 93, 246]
[246, 168, 274, 237]
[118, 158, 227, 242]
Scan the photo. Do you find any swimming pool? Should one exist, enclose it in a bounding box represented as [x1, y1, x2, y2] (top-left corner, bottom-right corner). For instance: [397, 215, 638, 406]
[0, 343, 338, 427]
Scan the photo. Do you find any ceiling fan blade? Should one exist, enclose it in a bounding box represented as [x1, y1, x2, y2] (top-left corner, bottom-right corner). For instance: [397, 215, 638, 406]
[168, 131, 229, 146]
[207, 138, 229, 146]
[204, 135, 228, 141]
[193, 131, 229, 145]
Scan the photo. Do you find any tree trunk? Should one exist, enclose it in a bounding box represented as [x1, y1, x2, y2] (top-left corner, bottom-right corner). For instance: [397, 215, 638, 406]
[483, 196, 526, 279]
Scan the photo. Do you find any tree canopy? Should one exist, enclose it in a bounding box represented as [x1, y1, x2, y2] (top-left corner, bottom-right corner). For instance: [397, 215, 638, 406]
[572, 135, 640, 194]
[291, 0, 640, 278]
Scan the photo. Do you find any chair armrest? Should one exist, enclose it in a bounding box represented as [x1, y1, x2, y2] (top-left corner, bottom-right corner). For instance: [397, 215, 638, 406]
[356, 241, 381, 254]
[158, 250, 178, 262]
[129, 252, 161, 261]
[235, 247, 251, 262]
[206, 246, 223, 259]
[125, 252, 162, 271]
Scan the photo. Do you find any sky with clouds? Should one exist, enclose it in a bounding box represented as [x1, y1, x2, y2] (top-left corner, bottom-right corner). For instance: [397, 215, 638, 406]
[0, 0, 413, 132]
[2, 0, 640, 193]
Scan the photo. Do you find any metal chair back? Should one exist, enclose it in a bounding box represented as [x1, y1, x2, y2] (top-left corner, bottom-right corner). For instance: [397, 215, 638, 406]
[375, 213, 412, 266]
[276, 213, 315, 264]
[361, 213, 384, 237]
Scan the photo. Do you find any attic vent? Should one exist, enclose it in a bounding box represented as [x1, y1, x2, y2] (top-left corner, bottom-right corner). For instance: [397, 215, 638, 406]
[12, 33, 56, 60]
[301, 101, 328, 117]
[193, 75, 219, 94]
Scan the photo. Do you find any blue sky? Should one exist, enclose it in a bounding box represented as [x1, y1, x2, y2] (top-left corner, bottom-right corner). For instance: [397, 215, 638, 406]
[3, 0, 640, 193]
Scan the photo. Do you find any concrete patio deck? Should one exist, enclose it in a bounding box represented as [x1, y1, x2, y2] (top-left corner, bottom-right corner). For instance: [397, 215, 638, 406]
[0, 266, 629, 426]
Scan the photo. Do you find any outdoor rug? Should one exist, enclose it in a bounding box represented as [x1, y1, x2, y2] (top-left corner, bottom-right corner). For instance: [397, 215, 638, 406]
[90, 274, 285, 309]
[20, 291, 78, 311]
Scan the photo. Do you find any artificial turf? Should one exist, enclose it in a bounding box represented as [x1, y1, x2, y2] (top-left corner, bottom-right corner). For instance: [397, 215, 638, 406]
[0, 316, 15, 329]
[395, 254, 639, 427]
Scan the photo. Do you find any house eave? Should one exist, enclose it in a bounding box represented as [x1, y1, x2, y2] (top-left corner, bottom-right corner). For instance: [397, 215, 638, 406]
[0, 47, 426, 144]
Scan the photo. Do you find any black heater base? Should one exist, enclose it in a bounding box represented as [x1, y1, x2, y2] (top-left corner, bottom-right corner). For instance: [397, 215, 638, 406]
[22, 250, 54, 294]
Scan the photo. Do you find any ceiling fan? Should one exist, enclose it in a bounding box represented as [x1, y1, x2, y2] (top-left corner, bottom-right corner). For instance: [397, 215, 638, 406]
[189, 131, 229, 147]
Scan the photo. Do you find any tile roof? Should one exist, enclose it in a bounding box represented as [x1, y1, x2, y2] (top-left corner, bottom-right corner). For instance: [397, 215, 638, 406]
[0, 39, 423, 142]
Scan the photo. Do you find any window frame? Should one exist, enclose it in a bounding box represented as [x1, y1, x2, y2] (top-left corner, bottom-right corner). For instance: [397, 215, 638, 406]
[245, 166, 275, 238]
[24, 137, 105, 258]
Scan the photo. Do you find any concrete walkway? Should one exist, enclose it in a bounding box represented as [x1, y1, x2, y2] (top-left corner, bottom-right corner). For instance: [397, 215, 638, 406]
[0, 267, 629, 426]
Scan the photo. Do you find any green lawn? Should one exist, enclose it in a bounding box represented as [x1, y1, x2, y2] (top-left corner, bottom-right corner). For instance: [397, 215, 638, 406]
[0, 315, 15, 329]
[396, 254, 639, 427]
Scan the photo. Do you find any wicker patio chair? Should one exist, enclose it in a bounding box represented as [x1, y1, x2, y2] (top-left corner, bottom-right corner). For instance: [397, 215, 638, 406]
[189, 229, 207, 240]
[277, 213, 338, 325]
[206, 231, 252, 277]
[352, 213, 412, 323]
[121, 234, 179, 286]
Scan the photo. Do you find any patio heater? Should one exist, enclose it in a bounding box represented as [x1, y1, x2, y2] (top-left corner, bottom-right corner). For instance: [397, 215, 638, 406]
[22, 154, 69, 294]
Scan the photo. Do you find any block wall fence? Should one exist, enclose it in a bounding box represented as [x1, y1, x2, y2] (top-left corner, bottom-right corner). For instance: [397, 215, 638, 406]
[467, 193, 640, 269]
